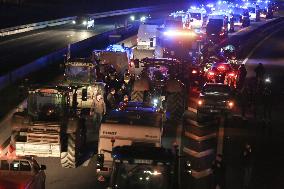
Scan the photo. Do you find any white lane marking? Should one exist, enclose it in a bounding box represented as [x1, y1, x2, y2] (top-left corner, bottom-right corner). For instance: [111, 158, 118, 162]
[242, 23, 284, 65]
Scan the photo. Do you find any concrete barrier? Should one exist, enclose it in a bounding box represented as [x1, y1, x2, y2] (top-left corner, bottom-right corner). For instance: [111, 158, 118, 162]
[0, 5, 165, 37]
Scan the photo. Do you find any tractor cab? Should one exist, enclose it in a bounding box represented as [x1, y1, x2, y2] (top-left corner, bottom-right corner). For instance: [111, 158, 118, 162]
[27, 88, 66, 121]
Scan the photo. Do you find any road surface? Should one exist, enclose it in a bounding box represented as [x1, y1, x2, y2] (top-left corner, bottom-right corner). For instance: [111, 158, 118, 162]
[0, 24, 115, 75]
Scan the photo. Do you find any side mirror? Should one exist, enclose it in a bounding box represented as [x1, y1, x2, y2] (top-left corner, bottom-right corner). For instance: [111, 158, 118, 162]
[40, 165, 47, 170]
[97, 154, 104, 169]
[82, 88, 88, 101]
[185, 160, 192, 174]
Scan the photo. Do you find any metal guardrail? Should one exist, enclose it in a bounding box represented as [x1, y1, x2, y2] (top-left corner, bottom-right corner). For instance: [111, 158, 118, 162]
[0, 5, 162, 37]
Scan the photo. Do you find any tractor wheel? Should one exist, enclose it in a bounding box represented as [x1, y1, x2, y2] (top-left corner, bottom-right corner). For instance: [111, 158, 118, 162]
[131, 91, 144, 102]
[61, 133, 77, 168]
[166, 92, 184, 121]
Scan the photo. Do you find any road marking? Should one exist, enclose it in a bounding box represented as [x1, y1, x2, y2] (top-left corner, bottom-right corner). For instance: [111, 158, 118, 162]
[185, 131, 216, 141]
[216, 117, 225, 155]
[183, 147, 214, 158]
[242, 23, 284, 65]
[191, 168, 212, 179]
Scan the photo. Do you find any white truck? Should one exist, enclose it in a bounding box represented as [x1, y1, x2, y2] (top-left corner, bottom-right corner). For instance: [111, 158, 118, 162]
[97, 102, 163, 177]
[137, 24, 159, 50]
[0, 156, 46, 189]
[187, 7, 207, 29]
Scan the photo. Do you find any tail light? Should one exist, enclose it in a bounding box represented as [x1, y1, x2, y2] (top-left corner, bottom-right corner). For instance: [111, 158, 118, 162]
[192, 69, 197, 74]
[198, 100, 203, 106]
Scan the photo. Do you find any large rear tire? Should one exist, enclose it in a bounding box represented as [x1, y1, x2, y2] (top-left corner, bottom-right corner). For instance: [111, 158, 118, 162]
[61, 134, 77, 168]
[131, 91, 144, 102]
[166, 92, 184, 121]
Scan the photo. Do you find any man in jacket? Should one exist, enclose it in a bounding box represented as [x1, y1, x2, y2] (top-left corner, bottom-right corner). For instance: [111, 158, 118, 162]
[91, 93, 106, 127]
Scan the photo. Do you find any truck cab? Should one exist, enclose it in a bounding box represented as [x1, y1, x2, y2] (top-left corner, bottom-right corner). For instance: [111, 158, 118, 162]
[0, 156, 46, 189]
[97, 102, 163, 177]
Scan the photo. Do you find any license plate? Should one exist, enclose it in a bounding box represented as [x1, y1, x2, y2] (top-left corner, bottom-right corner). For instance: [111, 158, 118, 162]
[210, 109, 219, 113]
[19, 132, 27, 136]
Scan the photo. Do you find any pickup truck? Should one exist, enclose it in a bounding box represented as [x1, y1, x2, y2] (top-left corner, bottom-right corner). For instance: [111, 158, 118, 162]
[0, 156, 46, 189]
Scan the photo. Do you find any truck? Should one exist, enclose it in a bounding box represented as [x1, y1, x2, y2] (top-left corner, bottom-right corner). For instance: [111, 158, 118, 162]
[11, 87, 86, 168]
[206, 14, 229, 42]
[93, 45, 132, 78]
[155, 28, 199, 61]
[97, 145, 184, 189]
[0, 156, 46, 189]
[137, 24, 159, 50]
[97, 101, 164, 177]
[187, 7, 207, 29]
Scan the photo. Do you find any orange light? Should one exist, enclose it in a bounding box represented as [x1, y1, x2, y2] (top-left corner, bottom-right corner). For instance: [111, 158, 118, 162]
[198, 100, 203, 105]
[228, 101, 234, 108]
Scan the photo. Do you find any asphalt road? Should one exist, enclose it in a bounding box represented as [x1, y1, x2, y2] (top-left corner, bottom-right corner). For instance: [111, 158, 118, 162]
[223, 22, 284, 189]
[0, 24, 116, 76]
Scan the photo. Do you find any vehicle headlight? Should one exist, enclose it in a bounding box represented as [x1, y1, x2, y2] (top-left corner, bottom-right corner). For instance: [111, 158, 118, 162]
[153, 98, 158, 106]
[72, 20, 76, 24]
[265, 77, 271, 83]
[82, 20, 87, 25]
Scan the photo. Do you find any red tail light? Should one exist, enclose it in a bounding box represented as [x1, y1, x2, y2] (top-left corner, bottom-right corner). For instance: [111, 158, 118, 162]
[192, 69, 197, 74]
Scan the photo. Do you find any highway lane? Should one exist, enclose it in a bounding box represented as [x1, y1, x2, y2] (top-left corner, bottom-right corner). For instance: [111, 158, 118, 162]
[224, 22, 284, 189]
[245, 22, 284, 87]
[0, 24, 116, 76]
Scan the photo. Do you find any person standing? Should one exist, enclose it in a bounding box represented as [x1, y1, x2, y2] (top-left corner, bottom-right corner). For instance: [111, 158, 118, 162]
[254, 63, 265, 89]
[212, 154, 226, 189]
[107, 88, 117, 110]
[242, 143, 253, 189]
[238, 64, 247, 90]
[90, 93, 106, 127]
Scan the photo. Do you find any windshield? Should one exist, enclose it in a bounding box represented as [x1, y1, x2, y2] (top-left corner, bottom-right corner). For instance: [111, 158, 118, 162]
[65, 65, 95, 84]
[28, 92, 63, 115]
[111, 163, 172, 189]
[202, 85, 231, 95]
[190, 13, 201, 20]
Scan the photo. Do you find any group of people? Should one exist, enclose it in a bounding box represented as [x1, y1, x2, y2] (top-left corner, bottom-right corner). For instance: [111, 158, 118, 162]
[90, 67, 134, 127]
[238, 63, 272, 120]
